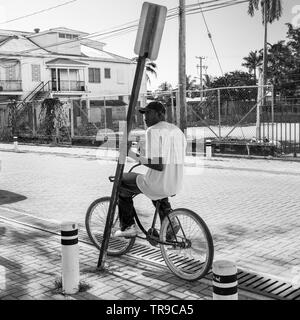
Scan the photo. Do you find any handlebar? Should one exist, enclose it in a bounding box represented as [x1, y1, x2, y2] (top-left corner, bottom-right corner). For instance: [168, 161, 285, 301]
[108, 163, 141, 182]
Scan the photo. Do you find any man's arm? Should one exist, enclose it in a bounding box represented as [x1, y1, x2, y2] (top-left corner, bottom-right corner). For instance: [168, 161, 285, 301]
[128, 149, 163, 171]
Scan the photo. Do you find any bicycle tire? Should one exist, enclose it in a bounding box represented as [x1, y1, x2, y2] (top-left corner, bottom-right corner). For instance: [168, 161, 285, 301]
[85, 197, 135, 256]
[160, 208, 214, 281]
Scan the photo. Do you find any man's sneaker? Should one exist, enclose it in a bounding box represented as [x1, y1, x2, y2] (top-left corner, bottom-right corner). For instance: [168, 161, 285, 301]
[166, 220, 180, 241]
[114, 224, 137, 238]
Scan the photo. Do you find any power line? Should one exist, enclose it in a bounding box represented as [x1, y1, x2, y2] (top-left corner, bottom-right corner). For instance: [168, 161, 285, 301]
[0, 0, 78, 25]
[17, 0, 246, 55]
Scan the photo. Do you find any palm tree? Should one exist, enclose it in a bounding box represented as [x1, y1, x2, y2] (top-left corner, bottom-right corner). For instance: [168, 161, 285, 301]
[202, 74, 213, 89]
[132, 57, 157, 84]
[158, 82, 172, 92]
[248, 0, 283, 85]
[242, 50, 263, 83]
[186, 75, 196, 91]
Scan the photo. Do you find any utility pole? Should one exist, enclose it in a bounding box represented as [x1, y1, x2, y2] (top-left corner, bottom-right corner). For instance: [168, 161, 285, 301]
[262, 0, 268, 106]
[196, 56, 206, 101]
[178, 0, 187, 132]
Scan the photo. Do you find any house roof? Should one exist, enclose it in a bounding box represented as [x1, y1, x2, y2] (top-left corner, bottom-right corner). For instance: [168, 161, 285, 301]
[46, 58, 88, 66]
[49, 27, 89, 36]
[81, 45, 133, 64]
[0, 34, 48, 54]
[28, 27, 89, 38]
[0, 27, 133, 64]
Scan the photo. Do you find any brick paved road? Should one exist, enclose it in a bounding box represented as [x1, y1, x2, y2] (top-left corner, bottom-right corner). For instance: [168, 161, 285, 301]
[0, 218, 215, 300]
[0, 150, 300, 284]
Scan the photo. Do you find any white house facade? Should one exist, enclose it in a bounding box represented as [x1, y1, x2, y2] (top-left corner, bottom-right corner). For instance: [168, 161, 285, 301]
[0, 27, 147, 137]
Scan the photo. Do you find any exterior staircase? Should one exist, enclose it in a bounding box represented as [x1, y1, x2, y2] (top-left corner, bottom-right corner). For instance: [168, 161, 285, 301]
[16, 81, 51, 115]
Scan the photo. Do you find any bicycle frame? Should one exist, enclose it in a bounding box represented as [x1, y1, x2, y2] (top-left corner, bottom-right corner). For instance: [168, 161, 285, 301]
[110, 162, 185, 247]
[132, 204, 185, 247]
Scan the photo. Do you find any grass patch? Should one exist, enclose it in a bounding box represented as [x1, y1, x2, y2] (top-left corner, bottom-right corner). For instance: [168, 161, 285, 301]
[51, 276, 92, 295]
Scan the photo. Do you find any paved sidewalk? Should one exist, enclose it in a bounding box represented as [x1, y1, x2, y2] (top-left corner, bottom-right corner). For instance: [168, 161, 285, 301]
[0, 209, 261, 301]
[1, 141, 300, 175]
[1, 142, 300, 301]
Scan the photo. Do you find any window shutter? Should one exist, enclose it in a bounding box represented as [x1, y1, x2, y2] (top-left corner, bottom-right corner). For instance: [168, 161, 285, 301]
[31, 64, 41, 82]
[95, 69, 100, 82]
[88, 68, 93, 82]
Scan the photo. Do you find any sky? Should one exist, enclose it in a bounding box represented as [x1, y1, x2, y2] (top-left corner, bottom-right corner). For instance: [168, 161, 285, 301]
[0, 0, 299, 91]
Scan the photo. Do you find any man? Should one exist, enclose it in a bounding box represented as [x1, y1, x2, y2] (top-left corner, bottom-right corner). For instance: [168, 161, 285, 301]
[114, 101, 187, 237]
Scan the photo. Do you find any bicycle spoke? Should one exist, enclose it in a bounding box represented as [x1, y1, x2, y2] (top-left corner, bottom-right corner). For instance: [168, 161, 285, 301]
[85, 197, 135, 256]
[160, 208, 214, 281]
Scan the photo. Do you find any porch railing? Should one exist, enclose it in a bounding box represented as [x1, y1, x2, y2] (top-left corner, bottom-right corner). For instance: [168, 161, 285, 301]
[0, 80, 22, 91]
[50, 81, 85, 92]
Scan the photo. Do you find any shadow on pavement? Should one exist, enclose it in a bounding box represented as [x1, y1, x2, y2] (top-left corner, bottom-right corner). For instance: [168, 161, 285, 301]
[0, 190, 27, 205]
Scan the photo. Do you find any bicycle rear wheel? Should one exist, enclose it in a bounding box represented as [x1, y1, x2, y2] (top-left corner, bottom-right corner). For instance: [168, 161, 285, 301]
[85, 197, 135, 256]
[160, 208, 214, 281]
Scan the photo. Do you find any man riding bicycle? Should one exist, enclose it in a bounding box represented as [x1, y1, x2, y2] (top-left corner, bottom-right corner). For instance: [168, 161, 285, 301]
[114, 101, 187, 238]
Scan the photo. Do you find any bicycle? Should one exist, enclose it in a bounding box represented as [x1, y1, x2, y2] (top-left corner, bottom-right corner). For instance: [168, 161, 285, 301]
[85, 163, 214, 281]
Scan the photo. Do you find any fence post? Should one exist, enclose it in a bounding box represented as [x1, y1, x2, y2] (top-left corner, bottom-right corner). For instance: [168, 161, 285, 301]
[170, 90, 175, 124]
[213, 260, 238, 300]
[70, 102, 74, 139]
[61, 221, 79, 295]
[175, 90, 180, 127]
[104, 96, 107, 130]
[32, 103, 36, 136]
[218, 89, 221, 139]
[271, 85, 274, 142]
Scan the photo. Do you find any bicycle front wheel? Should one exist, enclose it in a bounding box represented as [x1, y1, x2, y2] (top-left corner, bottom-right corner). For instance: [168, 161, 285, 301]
[85, 197, 135, 256]
[160, 208, 214, 281]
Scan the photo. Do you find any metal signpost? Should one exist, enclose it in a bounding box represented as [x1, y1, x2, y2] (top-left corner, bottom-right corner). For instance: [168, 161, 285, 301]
[97, 2, 167, 269]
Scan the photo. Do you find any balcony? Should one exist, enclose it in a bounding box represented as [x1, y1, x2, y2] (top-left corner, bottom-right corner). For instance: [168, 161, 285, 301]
[0, 80, 22, 92]
[50, 81, 86, 92]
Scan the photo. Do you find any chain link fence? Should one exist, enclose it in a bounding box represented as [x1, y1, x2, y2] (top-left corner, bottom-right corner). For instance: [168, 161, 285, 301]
[1, 93, 147, 146]
[2, 86, 300, 157]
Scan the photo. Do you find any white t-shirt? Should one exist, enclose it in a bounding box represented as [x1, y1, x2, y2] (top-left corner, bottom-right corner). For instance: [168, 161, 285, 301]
[136, 121, 187, 200]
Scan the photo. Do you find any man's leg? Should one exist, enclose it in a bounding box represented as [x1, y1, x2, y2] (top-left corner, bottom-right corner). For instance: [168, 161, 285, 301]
[152, 198, 180, 241]
[152, 197, 172, 223]
[116, 173, 141, 234]
[118, 195, 136, 231]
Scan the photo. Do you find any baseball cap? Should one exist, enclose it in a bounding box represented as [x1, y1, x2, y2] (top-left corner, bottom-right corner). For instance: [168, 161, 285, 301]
[138, 101, 166, 114]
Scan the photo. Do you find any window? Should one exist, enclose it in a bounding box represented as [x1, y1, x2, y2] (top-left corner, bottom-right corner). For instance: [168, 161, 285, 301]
[31, 64, 41, 82]
[104, 68, 111, 79]
[59, 33, 79, 39]
[5, 66, 16, 80]
[88, 68, 101, 83]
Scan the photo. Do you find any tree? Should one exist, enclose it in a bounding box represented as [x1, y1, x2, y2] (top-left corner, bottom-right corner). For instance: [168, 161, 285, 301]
[203, 74, 213, 89]
[158, 81, 172, 92]
[39, 98, 66, 143]
[248, 0, 283, 85]
[266, 40, 292, 95]
[186, 75, 196, 91]
[242, 50, 263, 82]
[209, 71, 257, 100]
[132, 57, 157, 85]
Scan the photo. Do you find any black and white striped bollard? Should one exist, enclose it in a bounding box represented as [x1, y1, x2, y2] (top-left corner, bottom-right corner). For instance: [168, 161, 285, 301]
[212, 260, 238, 300]
[206, 139, 212, 158]
[61, 222, 79, 294]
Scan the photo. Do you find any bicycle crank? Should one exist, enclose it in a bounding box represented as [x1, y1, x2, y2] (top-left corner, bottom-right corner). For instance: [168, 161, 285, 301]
[146, 228, 159, 246]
